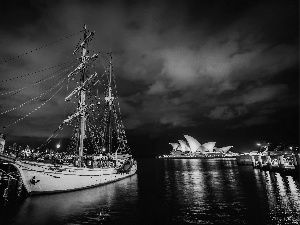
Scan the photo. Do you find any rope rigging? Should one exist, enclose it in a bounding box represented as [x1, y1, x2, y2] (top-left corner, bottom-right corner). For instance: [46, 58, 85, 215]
[42, 72, 105, 152]
[0, 76, 66, 116]
[109, 64, 130, 153]
[1, 63, 76, 97]
[75, 60, 132, 155]
[0, 24, 131, 157]
[0, 30, 84, 65]
[38, 121, 66, 150]
[0, 59, 77, 84]
[67, 120, 80, 154]
[3, 83, 65, 130]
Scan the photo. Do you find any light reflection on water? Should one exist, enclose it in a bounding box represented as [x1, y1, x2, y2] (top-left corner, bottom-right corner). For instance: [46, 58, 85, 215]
[0, 158, 299, 225]
[261, 171, 300, 224]
[157, 159, 300, 225]
[1, 175, 139, 225]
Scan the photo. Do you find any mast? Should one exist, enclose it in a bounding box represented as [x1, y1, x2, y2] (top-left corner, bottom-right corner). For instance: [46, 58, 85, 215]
[78, 25, 88, 166]
[105, 53, 114, 154]
[62, 25, 99, 166]
[64, 25, 97, 166]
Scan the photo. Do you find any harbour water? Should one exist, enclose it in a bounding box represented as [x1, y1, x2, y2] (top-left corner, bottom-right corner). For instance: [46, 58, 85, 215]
[1, 158, 300, 225]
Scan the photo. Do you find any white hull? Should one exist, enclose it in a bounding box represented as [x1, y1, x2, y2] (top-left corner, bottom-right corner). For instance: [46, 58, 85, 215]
[10, 160, 137, 195]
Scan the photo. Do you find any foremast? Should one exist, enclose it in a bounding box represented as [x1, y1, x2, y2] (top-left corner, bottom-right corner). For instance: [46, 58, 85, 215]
[105, 54, 114, 154]
[103, 54, 131, 159]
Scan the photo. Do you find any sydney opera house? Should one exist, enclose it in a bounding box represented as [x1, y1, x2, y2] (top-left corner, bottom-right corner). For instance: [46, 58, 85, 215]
[160, 135, 236, 158]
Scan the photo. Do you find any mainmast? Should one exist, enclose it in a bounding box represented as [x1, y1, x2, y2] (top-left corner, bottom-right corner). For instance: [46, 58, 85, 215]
[68, 24, 95, 166]
[78, 25, 88, 166]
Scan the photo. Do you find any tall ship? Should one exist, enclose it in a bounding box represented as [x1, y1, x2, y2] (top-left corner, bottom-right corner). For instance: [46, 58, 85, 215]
[159, 135, 237, 159]
[0, 25, 137, 195]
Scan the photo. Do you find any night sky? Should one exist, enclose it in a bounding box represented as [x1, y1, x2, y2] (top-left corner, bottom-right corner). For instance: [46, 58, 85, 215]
[0, 0, 299, 156]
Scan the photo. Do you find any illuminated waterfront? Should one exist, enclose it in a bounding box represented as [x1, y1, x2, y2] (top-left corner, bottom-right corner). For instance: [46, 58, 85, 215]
[1, 158, 299, 225]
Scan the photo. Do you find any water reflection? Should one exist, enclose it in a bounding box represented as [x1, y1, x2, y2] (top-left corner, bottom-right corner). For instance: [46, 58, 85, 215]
[1, 174, 138, 225]
[160, 159, 300, 225]
[162, 159, 248, 224]
[1, 159, 299, 225]
[262, 171, 300, 224]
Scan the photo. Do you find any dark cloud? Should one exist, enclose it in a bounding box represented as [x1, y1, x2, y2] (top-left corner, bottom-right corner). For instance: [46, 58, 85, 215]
[207, 105, 248, 120]
[0, 0, 298, 153]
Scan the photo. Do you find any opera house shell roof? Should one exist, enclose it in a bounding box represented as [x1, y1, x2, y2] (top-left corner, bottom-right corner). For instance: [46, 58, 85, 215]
[169, 135, 233, 154]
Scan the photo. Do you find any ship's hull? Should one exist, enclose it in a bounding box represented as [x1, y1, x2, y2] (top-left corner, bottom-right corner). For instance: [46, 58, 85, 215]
[3, 159, 137, 195]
